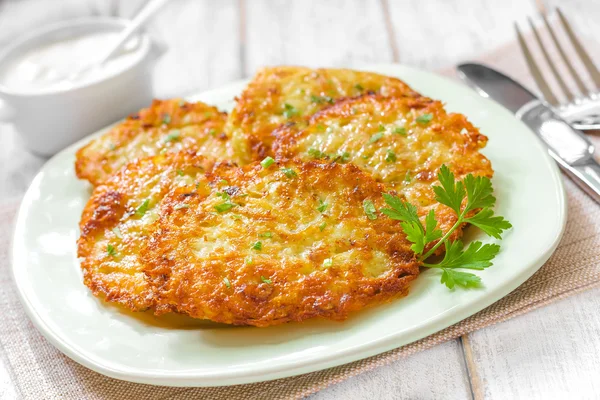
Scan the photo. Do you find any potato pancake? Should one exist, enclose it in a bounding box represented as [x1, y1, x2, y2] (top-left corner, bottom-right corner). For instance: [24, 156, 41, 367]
[226, 66, 420, 163]
[78, 151, 215, 311]
[273, 94, 493, 237]
[75, 99, 231, 186]
[143, 159, 420, 327]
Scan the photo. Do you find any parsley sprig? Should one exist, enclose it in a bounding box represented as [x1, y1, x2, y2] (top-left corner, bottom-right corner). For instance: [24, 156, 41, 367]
[381, 165, 512, 289]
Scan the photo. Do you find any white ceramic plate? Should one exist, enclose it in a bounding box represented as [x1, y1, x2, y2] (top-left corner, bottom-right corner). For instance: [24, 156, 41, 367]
[11, 64, 566, 387]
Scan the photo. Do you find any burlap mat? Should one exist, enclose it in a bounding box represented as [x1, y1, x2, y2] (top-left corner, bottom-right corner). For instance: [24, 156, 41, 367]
[2, 36, 600, 399]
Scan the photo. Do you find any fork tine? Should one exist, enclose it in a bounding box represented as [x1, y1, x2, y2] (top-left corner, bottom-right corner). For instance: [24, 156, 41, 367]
[556, 8, 600, 89]
[541, 13, 588, 96]
[515, 22, 559, 106]
[528, 17, 574, 103]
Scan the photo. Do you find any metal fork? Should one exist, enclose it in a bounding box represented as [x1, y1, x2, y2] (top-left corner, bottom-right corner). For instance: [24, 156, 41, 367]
[515, 8, 600, 132]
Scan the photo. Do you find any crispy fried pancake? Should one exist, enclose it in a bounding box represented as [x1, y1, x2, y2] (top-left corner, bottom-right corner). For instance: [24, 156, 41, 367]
[226, 66, 420, 163]
[75, 99, 230, 186]
[78, 151, 215, 311]
[273, 94, 493, 236]
[143, 159, 419, 327]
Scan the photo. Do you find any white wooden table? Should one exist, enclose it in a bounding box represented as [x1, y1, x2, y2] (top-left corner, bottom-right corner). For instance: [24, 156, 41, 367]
[1, 0, 599, 398]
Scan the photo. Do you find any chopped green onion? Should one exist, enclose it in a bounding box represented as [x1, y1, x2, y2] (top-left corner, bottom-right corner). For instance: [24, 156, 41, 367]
[363, 199, 377, 220]
[164, 130, 180, 143]
[283, 103, 298, 119]
[319, 222, 327, 231]
[385, 150, 397, 163]
[231, 214, 242, 220]
[404, 170, 412, 183]
[135, 199, 150, 216]
[316, 123, 326, 132]
[317, 199, 328, 213]
[261, 276, 272, 284]
[378, 124, 385, 132]
[107, 244, 116, 257]
[260, 156, 275, 169]
[416, 113, 433, 124]
[223, 277, 232, 288]
[323, 258, 333, 268]
[339, 151, 351, 163]
[355, 83, 364, 91]
[394, 127, 406, 135]
[252, 241, 262, 251]
[310, 95, 334, 104]
[108, 143, 116, 151]
[308, 148, 326, 159]
[214, 202, 236, 213]
[369, 132, 384, 143]
[245, 256, 253, 265]
[176, 169, 184, 176]
[281, 168, 297, 178]
[259, 232, 273, 238]
[162, 113, 171, 124]
[209, 128, 216, 136]
[112, 227, 123, 239]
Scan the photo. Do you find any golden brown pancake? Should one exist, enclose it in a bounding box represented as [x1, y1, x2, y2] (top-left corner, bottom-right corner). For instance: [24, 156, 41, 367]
[273, 94, 493, 237]
[225, 66, 420, 163]
[75, 99, 231, 186]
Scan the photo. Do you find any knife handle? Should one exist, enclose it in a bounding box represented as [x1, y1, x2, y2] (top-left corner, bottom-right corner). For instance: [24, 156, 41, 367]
[559, 158, 600, 204]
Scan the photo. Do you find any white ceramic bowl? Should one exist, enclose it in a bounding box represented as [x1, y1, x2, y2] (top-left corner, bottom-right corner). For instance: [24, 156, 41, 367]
[0, 18, 154, 156]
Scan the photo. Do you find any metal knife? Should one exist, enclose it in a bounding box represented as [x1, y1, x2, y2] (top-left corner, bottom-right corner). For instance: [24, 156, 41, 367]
[457, 62, 600, 204]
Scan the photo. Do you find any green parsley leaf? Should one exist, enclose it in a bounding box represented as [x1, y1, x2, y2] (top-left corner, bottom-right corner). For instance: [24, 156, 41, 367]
[223, 277, 232, 288]
[281, 167, 297, 178]
[424, 209, 443, 244]
[174, 204, 189, 210]
[260, 276, 272, 284]
[319, 222, 327, 231]
[440, 269, 482, 289]
[164, 130, 180, 143]
[369, 132, 384, 143]
[261, 156, 275, 169]
[463, 174, 496, 213]
[135, 199, 150, 216]
[259, 232, 273, 238]
[162, 113, 171, 124]
[252, 241, 262, 251]
[394, 127, 407, 135]
[323, 258, 333, 268]
[354, 83, 364, 91]
[214, 202, 236, 213]
[385, 150, 396, 163]
[416, 113, 433, 124]
[381, 193, 426, 255]
[107, 244, 116, 257]
[308, 148, 326, 159]
[433, 165, 465, 216]
[283, 103, 299, 118]
[317, 199, 328, 213]
[464, 208, 512, 239]
[363, 199, 377, 220]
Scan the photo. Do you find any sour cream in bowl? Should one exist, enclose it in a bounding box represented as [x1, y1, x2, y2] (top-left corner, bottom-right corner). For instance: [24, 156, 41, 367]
[0, 18, 156, 156]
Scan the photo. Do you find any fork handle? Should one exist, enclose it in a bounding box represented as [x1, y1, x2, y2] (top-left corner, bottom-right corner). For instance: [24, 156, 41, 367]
[559, 157, 600, 204]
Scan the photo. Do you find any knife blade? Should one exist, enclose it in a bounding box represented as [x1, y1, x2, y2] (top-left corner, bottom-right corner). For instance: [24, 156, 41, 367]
[457, 62, 600, 204]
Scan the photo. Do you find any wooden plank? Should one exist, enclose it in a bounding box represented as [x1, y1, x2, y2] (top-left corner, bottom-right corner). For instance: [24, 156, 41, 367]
[385, 0, 538, 70]
[309, 340, 473, 399]
[117, 0, 241, 98]
[243, 0, 395, 76]
[466, 287, 600, 399]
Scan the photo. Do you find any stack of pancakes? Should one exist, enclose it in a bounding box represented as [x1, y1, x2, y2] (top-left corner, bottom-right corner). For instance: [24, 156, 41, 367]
[76, 66, 492, 327]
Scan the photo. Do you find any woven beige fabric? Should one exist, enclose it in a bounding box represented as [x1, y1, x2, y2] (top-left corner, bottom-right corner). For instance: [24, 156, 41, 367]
[2, 40, 600, 399]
